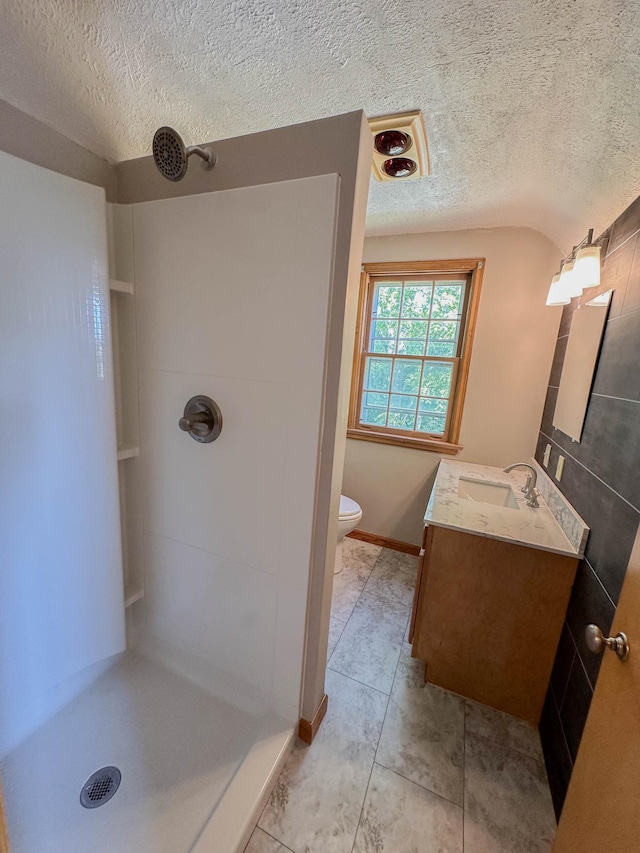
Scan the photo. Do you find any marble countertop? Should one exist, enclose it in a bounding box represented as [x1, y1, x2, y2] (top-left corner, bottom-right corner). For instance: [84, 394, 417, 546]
[424, 460, 586, 558]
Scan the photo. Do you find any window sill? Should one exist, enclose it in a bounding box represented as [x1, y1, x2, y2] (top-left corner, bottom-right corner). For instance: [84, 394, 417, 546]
[346, 428, 463, 455]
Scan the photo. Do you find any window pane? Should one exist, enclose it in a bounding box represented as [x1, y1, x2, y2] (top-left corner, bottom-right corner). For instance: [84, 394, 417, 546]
[371, 319, 398, 340]
[365, 391, 388, 408]
[431, 282, 465, 319]
[419, 397, 448, 414]
[397, 339, 425, 355]
[428, 320, 459, 342]
[399, 319, 428, 340]
[370, 319, 398, 355]
[372, 339, 396, 353]
[416, 413, 446, 435]
[397, 319, 427, 355]
[361, 407, 387, 426]
[364, 357, 392, 391]
[373, 284, 402, 318]
[388, 411, 416, 430]
[426, 341, 456, 357]
[391, 359, 422, 395]
[420, 363, 453, 397]
[401, 284, 432, 318]
[390, 394, 418, 413]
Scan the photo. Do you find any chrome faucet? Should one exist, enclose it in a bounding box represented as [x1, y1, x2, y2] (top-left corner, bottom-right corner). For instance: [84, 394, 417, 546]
[503, 463, 539, 508]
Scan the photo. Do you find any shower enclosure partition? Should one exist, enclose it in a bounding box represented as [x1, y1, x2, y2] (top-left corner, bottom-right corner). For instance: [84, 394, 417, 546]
[0, 112, 371, 852]
[0, 150, 126, 760]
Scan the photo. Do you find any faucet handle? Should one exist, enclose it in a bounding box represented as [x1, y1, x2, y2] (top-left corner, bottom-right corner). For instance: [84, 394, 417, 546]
[521, 473, 533, 494]
[526, 487, 540, 508]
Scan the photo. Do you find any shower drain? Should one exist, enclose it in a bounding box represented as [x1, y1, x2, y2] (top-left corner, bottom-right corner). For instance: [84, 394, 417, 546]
[80, 766, 121, 809]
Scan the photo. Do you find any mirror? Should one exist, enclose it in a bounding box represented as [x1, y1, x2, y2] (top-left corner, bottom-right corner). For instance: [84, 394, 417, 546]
[553, 290, 612, 441]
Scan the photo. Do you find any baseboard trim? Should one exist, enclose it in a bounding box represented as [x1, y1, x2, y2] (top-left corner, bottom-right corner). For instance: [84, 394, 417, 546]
[348, 529, 420, 556]
[298, 693, 328, 745]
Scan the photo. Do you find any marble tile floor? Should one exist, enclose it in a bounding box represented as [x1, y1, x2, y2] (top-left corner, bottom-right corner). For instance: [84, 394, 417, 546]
[245, 541, 556, 853]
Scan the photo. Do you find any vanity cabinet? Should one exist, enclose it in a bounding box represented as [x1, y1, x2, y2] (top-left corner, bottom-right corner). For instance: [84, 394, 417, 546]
[411, 523, 578, 725]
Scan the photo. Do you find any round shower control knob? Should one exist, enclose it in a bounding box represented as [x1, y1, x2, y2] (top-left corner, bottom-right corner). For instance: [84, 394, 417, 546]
[178, 396, 223, 444]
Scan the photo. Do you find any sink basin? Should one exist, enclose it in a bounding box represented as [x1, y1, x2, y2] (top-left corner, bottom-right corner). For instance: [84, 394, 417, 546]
[457, 477, 519, 509]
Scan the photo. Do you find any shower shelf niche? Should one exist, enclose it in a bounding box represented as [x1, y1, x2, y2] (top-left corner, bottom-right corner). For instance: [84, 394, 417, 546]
[117, 444, 140, 462]
[107, 202, 145, 636]
[124, 584, 144, 608]
[109, 277, 134, 295]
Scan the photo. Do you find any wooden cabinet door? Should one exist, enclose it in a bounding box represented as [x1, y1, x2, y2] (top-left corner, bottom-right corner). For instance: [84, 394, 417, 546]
[409, 525, 433, 646]
[552, 527, 640, 852]
[409, 547, 425, 644]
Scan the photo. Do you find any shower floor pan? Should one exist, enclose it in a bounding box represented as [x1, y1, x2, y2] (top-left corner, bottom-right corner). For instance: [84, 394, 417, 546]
[2, 652, 293, 853]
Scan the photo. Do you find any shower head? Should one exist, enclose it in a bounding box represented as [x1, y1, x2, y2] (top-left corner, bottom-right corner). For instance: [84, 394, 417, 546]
[152, 126, 216, 182]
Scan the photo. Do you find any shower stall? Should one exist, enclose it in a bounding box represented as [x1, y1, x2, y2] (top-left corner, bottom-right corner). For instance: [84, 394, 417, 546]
[0, 111, 371, 852]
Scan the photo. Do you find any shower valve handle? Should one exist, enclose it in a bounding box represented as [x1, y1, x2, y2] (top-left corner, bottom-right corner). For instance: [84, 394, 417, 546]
[178, 395, 223, 444]
[179, 412, 209, 432]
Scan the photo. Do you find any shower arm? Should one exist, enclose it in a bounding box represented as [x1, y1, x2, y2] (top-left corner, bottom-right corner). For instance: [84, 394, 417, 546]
[186, 145, 216, 169]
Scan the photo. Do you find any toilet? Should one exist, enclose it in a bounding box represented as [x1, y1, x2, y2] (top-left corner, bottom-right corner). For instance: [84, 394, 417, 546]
[335, 495, 363, 575]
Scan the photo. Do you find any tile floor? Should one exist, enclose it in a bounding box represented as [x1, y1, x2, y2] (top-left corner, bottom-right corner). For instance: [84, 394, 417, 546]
[245, 539, 556, 853]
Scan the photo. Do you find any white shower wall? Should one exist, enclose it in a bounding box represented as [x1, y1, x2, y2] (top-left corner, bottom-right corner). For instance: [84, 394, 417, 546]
[132, 174, 341, 722]
[0, 151, 125, 757]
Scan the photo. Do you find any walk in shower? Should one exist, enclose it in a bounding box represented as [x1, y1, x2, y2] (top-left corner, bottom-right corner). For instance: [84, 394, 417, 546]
[0, 112, 371, 851]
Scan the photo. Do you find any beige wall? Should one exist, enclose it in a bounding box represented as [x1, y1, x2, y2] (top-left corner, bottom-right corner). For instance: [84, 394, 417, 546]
[342, 227, 562, 545]
[0, 98, 115, 199]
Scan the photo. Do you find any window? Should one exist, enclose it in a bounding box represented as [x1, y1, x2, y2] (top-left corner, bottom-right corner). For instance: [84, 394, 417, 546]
[348, 260, 484, 453]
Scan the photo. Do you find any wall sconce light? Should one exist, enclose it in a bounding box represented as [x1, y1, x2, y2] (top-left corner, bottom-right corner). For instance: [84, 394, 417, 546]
[559, 257, 581, 299]
[545, 273, 570, 306]
[573, 242, 601, 291]
[546, 228, 603, 306]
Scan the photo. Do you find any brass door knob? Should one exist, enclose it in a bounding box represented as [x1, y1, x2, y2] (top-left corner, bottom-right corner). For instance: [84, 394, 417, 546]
[585, 624, 630, 661]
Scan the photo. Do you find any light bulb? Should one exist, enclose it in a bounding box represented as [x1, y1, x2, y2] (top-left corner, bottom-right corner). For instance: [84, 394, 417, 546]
[573, 244, 601, 290]
[559, 258, 581, 299]
[374, 130, 412, 156]
[546, 273, 569, 306]
[382, 157, 417, 178]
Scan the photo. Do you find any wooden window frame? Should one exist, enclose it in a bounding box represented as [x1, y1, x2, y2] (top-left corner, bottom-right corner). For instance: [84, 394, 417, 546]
[347, 259, 485, 454]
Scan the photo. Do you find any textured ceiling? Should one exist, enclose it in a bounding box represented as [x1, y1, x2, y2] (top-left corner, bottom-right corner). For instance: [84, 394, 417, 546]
[1, 0, 639, 249]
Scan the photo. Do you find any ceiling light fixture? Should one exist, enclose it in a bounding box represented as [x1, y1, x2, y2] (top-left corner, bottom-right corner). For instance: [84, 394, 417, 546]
[368, 112, 429, 182]
[545, 228, 605, 306]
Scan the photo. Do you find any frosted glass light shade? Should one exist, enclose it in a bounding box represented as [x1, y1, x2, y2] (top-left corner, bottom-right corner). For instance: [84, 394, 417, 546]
[586, 289, 612, 307]
[573, 244, 601, 290]
[546, 273, 570, 306]
[559, 258, 581, 299]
